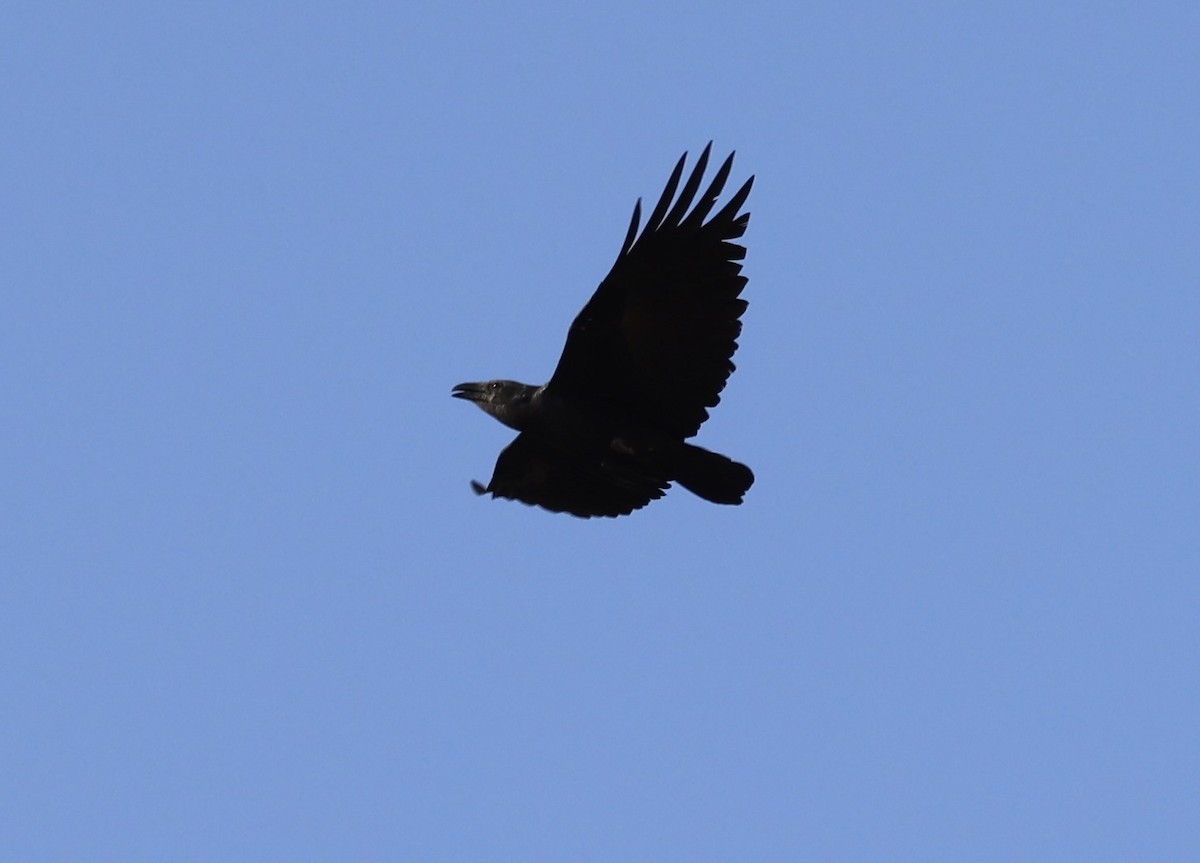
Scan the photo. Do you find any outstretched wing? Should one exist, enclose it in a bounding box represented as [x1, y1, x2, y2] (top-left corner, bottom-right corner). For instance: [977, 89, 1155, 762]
[547, 144, 753, 439]
[474, 433, 667, 518]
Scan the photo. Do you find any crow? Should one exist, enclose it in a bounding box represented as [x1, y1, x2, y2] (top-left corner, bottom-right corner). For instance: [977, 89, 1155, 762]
[452, 144, 754, 517]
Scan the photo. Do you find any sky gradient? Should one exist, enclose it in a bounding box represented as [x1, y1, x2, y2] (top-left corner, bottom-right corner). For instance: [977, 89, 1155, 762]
[4, 2, 1198, 860]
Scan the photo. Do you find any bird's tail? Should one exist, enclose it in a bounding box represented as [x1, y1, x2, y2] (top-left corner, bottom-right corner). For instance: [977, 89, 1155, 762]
[667, 443, 754, 505]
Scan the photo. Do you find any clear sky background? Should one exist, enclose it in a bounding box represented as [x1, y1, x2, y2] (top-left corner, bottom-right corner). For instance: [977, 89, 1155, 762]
[4, 2, 1198, 860]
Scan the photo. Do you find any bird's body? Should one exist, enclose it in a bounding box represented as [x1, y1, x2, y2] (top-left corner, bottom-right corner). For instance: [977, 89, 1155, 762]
[453, 144, 754, 518]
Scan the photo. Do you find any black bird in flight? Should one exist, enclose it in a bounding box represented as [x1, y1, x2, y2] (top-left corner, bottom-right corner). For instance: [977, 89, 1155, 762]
[452, 144, 754, 517]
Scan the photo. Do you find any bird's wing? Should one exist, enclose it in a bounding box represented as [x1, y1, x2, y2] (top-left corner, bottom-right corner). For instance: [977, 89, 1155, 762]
[476, 433, 667, 518]
[547, 144, 753, 439]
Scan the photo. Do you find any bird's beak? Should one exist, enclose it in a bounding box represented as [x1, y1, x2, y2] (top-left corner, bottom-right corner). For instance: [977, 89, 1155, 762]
[451, 382, 484, 402]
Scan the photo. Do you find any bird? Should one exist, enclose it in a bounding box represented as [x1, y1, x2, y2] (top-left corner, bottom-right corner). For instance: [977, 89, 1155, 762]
[452, 143, 754, 518]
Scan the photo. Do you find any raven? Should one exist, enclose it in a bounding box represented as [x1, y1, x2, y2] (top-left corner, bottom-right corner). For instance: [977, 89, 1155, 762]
[452, 144, 754, 518]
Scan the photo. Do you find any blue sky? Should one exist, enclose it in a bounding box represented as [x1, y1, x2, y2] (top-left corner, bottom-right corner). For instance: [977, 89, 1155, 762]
[4, 2, 1198, 860]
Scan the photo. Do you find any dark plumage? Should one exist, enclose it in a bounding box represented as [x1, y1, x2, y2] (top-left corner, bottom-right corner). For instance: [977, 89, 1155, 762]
[452, 144, 754, 517]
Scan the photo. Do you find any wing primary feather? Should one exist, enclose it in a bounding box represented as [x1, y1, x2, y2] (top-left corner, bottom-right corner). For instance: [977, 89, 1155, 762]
[662, 141, 712, 228]
[619, 198, 642, 257]
[709, 176, 755, 235]
[680, 150, 734, 229]
[642, 151, 687, 235]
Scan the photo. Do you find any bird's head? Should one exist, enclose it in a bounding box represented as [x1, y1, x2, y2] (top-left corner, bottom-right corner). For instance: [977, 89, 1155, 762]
[451, 380, 538, 431]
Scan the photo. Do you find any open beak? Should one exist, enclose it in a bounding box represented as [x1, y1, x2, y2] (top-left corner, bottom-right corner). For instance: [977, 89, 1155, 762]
[451, 382, 484, 402]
